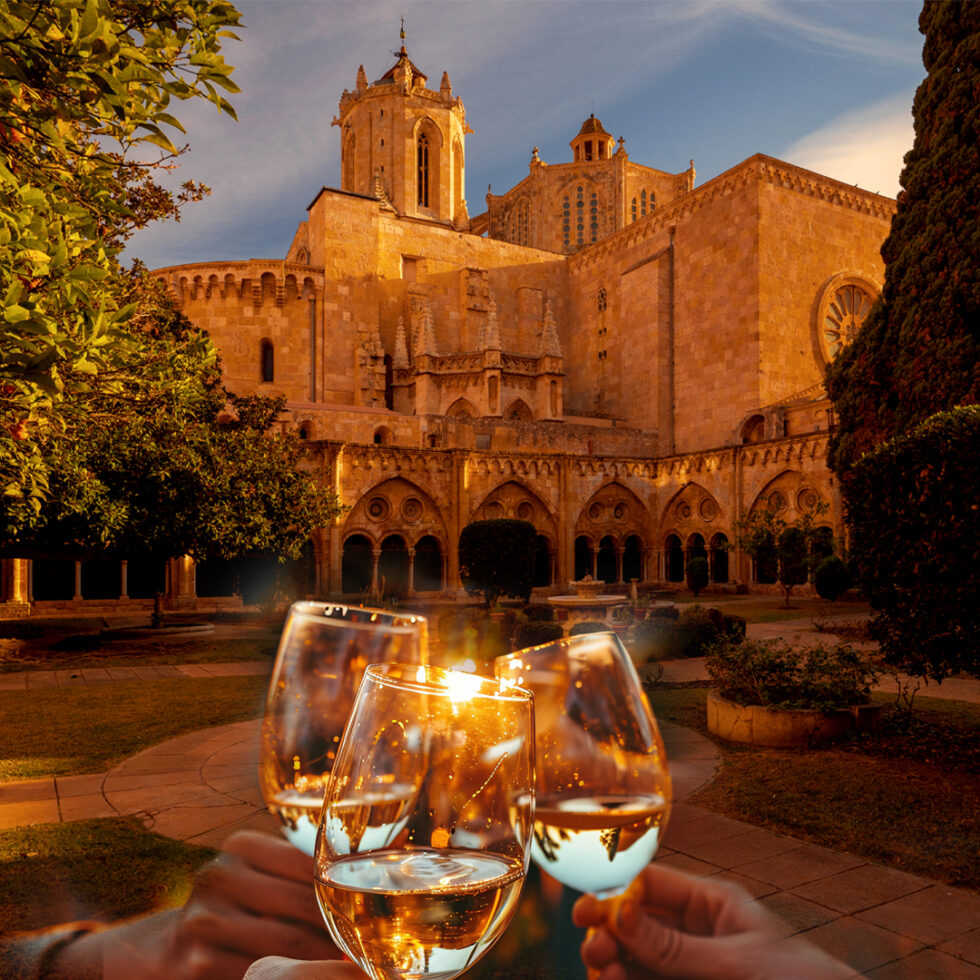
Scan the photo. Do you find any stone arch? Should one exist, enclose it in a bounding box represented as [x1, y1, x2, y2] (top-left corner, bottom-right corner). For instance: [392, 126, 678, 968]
[373, 425, 393, 445]
[413, 116, 443, 214]
[343, 477, 449, 555]
[575, 481, 654, 584]
[558, 177, 602, 251]
[660, 482, 725, 541]
[503, 399, 532, 421]
[471, 480, 558, 541]
[341, 533, 372, 594]
[739, 413, 766, 444]
[664, 533, 685, 583]
[414, 534, 443, 592]
[709, 532, 730, 583]
[747, 470, 826, 525]
[447, 397, 478, 418]
[297, 419, 314, 440]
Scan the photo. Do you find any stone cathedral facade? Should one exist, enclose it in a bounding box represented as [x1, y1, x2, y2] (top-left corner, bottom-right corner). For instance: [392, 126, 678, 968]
[1, 38, 895, 613]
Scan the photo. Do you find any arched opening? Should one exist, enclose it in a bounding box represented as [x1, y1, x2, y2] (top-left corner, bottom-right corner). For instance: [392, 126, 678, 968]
[597, 535, 617, 584]
[82, 558, 120, 600]
[341, 534, 372, 595]
[31, 558, 75, 601]
[665, 534, 684, 583]
[447, 398, 477, 418]
[504, 399, 532, 421]
[687, 533, 707, 564]
[710, 533, 729, 583]
[417, 133, 430, 208]
[260, 339, 274, 383]
[754, 532, 778, 585]
[811, 526, 835, 567]
[623, 535, 643, 583]
[741, 414, 765, 444]
[379, 534, 409, 598]
[373, 426, 393, 445]
[533, 534, 552, 588]
[574, 536, 592, 580]
[414, 535, 442, 592]
[127, 554, 166, 599]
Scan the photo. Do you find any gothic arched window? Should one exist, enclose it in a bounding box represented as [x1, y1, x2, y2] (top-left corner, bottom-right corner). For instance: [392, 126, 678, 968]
[631, 197, 637, 222]
[640, 190, 647, 217]
[260, 339, 274, 383]
[597, 287, 607, 312]
[648, 190, 656, 212]
[417, 133, 430, 207]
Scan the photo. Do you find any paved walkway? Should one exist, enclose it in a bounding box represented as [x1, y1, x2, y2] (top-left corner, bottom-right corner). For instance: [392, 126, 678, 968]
[3, 628, 980, 977]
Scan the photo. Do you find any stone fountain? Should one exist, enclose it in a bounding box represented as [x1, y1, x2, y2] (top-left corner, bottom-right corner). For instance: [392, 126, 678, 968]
[546, 575, 629, 628]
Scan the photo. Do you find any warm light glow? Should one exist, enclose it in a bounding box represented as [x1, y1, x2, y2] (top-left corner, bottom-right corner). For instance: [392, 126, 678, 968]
[446, 668, 484, 705]
[415, 665, 427, 683]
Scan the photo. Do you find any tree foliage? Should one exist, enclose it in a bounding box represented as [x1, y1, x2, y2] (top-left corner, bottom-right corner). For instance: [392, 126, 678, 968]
[685, 556, 709, 597]
[1, 0, 241, 523]
[846, 407, 980, 680]
[458, 519, 536, 606]
[2, 276, 343, 561]
[826, 1, 980, 474]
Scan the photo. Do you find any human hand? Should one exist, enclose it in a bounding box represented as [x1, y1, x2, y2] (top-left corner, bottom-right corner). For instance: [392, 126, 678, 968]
[572, 863, 860, 980]
[244, 956, 368, 978]
[102, 830, 343, 979]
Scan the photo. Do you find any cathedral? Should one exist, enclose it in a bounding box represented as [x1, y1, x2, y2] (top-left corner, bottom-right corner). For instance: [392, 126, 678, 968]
[1, 36, 895, 613]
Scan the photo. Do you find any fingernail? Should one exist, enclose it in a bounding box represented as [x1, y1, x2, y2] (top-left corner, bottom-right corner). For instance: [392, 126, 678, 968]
[616, 899, 639, 936]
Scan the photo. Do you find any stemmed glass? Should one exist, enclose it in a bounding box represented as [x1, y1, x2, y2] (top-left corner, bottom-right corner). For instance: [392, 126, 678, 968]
[313, 662, 535, 980]
[494, 630, 671, 900]
[259, 602, 428, 854]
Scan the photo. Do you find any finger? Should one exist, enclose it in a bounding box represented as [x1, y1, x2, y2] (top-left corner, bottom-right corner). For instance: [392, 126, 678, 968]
[244, 956, 369, 979]
[181, 901, 341, 963]
[223, 831, 316, 883]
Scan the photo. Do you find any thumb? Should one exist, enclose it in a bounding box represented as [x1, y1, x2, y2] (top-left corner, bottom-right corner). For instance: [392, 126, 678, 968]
[244, 957, 368, 980]
[611, 900, 742, 980]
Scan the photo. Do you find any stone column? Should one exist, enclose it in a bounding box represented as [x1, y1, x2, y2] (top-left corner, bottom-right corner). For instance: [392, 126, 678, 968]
[407, 547, 416, 599]
[371, 549, 381, 594]
[73, 561, 82, 601]
[120, 560, 128, 600]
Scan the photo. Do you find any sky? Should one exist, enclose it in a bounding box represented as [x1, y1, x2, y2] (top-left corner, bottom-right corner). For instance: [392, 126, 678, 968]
[126, 0, 927, 271]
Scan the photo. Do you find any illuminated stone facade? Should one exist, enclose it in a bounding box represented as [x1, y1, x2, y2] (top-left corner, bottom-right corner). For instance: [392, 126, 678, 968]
[5, 39, 894, 612]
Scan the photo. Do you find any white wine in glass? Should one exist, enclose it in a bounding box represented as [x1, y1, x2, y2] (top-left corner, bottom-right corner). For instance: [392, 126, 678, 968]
[314, 663, 535, 980]
[259, 602, 427, 854]
[495, 630, 671, 900]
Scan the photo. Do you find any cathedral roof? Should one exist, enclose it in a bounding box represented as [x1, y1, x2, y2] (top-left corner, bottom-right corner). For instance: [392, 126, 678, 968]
[377, 45, 428, 86]
[576, 114, 611, 137]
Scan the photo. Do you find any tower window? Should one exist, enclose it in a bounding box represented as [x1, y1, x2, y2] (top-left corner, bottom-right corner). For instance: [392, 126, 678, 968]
[585, 139, 592, 161]
[590, 191, 598, 242]
[597, 288, 607, 312]
[260, 339, 274, 382]
[631, 197, 637, 222]
[640, 190, 647, 217]
[417, 133, 430, 207]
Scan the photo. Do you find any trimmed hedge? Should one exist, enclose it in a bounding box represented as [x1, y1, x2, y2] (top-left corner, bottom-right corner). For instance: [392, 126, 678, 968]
[814, 555, 852, 601]
[569, 620, 609, 636]
[521, 603, 555, 622]
[513, 620, 564, 650]
[846, 406, 980, 679]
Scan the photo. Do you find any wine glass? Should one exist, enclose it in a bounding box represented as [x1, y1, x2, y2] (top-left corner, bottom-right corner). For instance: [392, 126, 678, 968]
[259, 602, 428, 854]
[314, 662, 535, 980]
[494, 630, 671, 900]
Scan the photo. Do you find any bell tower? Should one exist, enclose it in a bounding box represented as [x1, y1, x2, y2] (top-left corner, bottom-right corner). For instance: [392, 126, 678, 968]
[332, 26, 471, 227]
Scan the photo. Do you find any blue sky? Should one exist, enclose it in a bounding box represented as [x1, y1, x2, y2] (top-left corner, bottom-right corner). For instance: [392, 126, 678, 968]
[127, 0, 926, 271]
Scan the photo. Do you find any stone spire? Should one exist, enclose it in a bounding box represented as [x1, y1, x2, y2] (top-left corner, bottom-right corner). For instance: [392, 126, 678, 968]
[414, 303, 438, 357]
[539, 300, 562, 357]
[393, 316, 409, 368]
[440, 71, 452, 98]
[481, 293, 501, 350]
[355, 64, 367, 93]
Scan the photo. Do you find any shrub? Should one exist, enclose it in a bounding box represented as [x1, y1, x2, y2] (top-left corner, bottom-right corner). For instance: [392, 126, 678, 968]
[513, 620, 564, 650]
[648, 604, 679, 621]
[814, 555, 852, 601]
[706, 638, 877, 711]
[685, 556, 709, 596]
[522, 603, 555, 622]
[677, 604, 723, 656]
[568, 620, 609, 636]
[630, 618, 678, 661]
[846, 407, 980, 680]
[721, 613, 747, 643]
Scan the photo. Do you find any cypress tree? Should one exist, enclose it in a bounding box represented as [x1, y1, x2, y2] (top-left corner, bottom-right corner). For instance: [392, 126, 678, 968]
[827, 0, 980, 476]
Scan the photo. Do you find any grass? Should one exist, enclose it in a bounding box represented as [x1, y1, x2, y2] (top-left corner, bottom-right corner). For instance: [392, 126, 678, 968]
[669, 595, 870, 625]
[0, 818, 217, 933]
[646, 685, 980, 893]
[0, 675, 268, 781]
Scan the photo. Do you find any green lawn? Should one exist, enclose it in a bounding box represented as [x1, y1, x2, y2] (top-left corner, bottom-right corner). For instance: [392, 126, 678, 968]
[0, 675, 268, 781]
[647, 685, 980, 893]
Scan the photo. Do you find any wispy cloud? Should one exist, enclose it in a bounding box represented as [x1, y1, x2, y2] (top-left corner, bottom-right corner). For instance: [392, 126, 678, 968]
[780, 92, 914, 197]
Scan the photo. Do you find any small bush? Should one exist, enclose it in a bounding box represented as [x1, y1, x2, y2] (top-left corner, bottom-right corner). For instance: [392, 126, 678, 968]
[521, 603, 555, 622]
[685, 557, 709, 596]
[569, 620, 609, 636]
[706, 638, 877, 711]
[513, 621, 564, 650]
[677, 604, 723, 656]
[630, 618, 677, 661]
[721, 613, 747, 643]
[648, 604, 680, 621]
[814, 555, 852, 601]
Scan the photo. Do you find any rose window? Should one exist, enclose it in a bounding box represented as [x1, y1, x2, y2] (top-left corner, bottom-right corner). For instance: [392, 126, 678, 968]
[822, 283, 873, 361]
